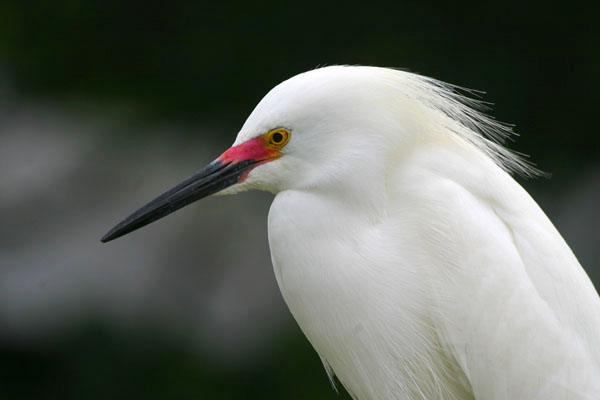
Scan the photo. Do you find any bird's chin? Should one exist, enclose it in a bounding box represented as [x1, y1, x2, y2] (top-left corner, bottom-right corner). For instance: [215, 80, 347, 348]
[215, 180, 251, 196]
[220, 159, 286, 195]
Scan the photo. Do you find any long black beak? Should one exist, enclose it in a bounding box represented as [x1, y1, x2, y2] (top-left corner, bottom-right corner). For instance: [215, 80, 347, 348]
[101, 158, 258, 243]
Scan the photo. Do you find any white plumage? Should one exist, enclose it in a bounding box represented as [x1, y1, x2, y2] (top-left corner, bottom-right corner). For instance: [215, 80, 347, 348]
[230, 66, 600, 399]
[104, 65, 600, 399]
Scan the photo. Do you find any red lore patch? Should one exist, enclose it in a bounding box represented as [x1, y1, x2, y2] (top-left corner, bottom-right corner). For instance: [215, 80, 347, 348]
[218, 136, 281, 183]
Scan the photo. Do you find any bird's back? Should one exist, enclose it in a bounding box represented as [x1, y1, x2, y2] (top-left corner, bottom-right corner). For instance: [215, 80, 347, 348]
[390, 138, 600, 399]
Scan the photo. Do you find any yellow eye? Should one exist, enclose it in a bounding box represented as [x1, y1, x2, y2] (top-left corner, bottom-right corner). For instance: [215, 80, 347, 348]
[266, 128, 290, 148]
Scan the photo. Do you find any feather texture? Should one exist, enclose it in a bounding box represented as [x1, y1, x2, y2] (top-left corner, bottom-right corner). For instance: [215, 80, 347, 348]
[232, 66, 600, 399]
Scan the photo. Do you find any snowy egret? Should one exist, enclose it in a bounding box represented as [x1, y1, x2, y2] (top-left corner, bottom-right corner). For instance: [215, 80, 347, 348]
[102, 66, 600, 399]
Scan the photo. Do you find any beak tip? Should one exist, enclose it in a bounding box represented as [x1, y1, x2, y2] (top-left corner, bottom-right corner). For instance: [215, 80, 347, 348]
[100, 230, 117, 243]
[101, 223, 128, 243]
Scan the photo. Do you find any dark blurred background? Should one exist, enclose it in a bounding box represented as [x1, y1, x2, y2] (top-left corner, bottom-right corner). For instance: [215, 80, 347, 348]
[0, 1, 598, 399]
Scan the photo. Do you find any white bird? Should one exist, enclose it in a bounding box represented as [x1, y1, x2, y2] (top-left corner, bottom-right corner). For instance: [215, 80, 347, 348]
[102, 66, 600, 399]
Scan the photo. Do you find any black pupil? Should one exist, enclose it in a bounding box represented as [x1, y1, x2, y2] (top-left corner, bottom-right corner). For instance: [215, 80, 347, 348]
[272, 132, 284, 143]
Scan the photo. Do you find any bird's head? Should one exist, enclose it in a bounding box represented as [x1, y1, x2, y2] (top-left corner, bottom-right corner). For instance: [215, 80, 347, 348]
[220, 66, 407, 194]
[102, 66, 407, 242]
[102, 66, 532, 242]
